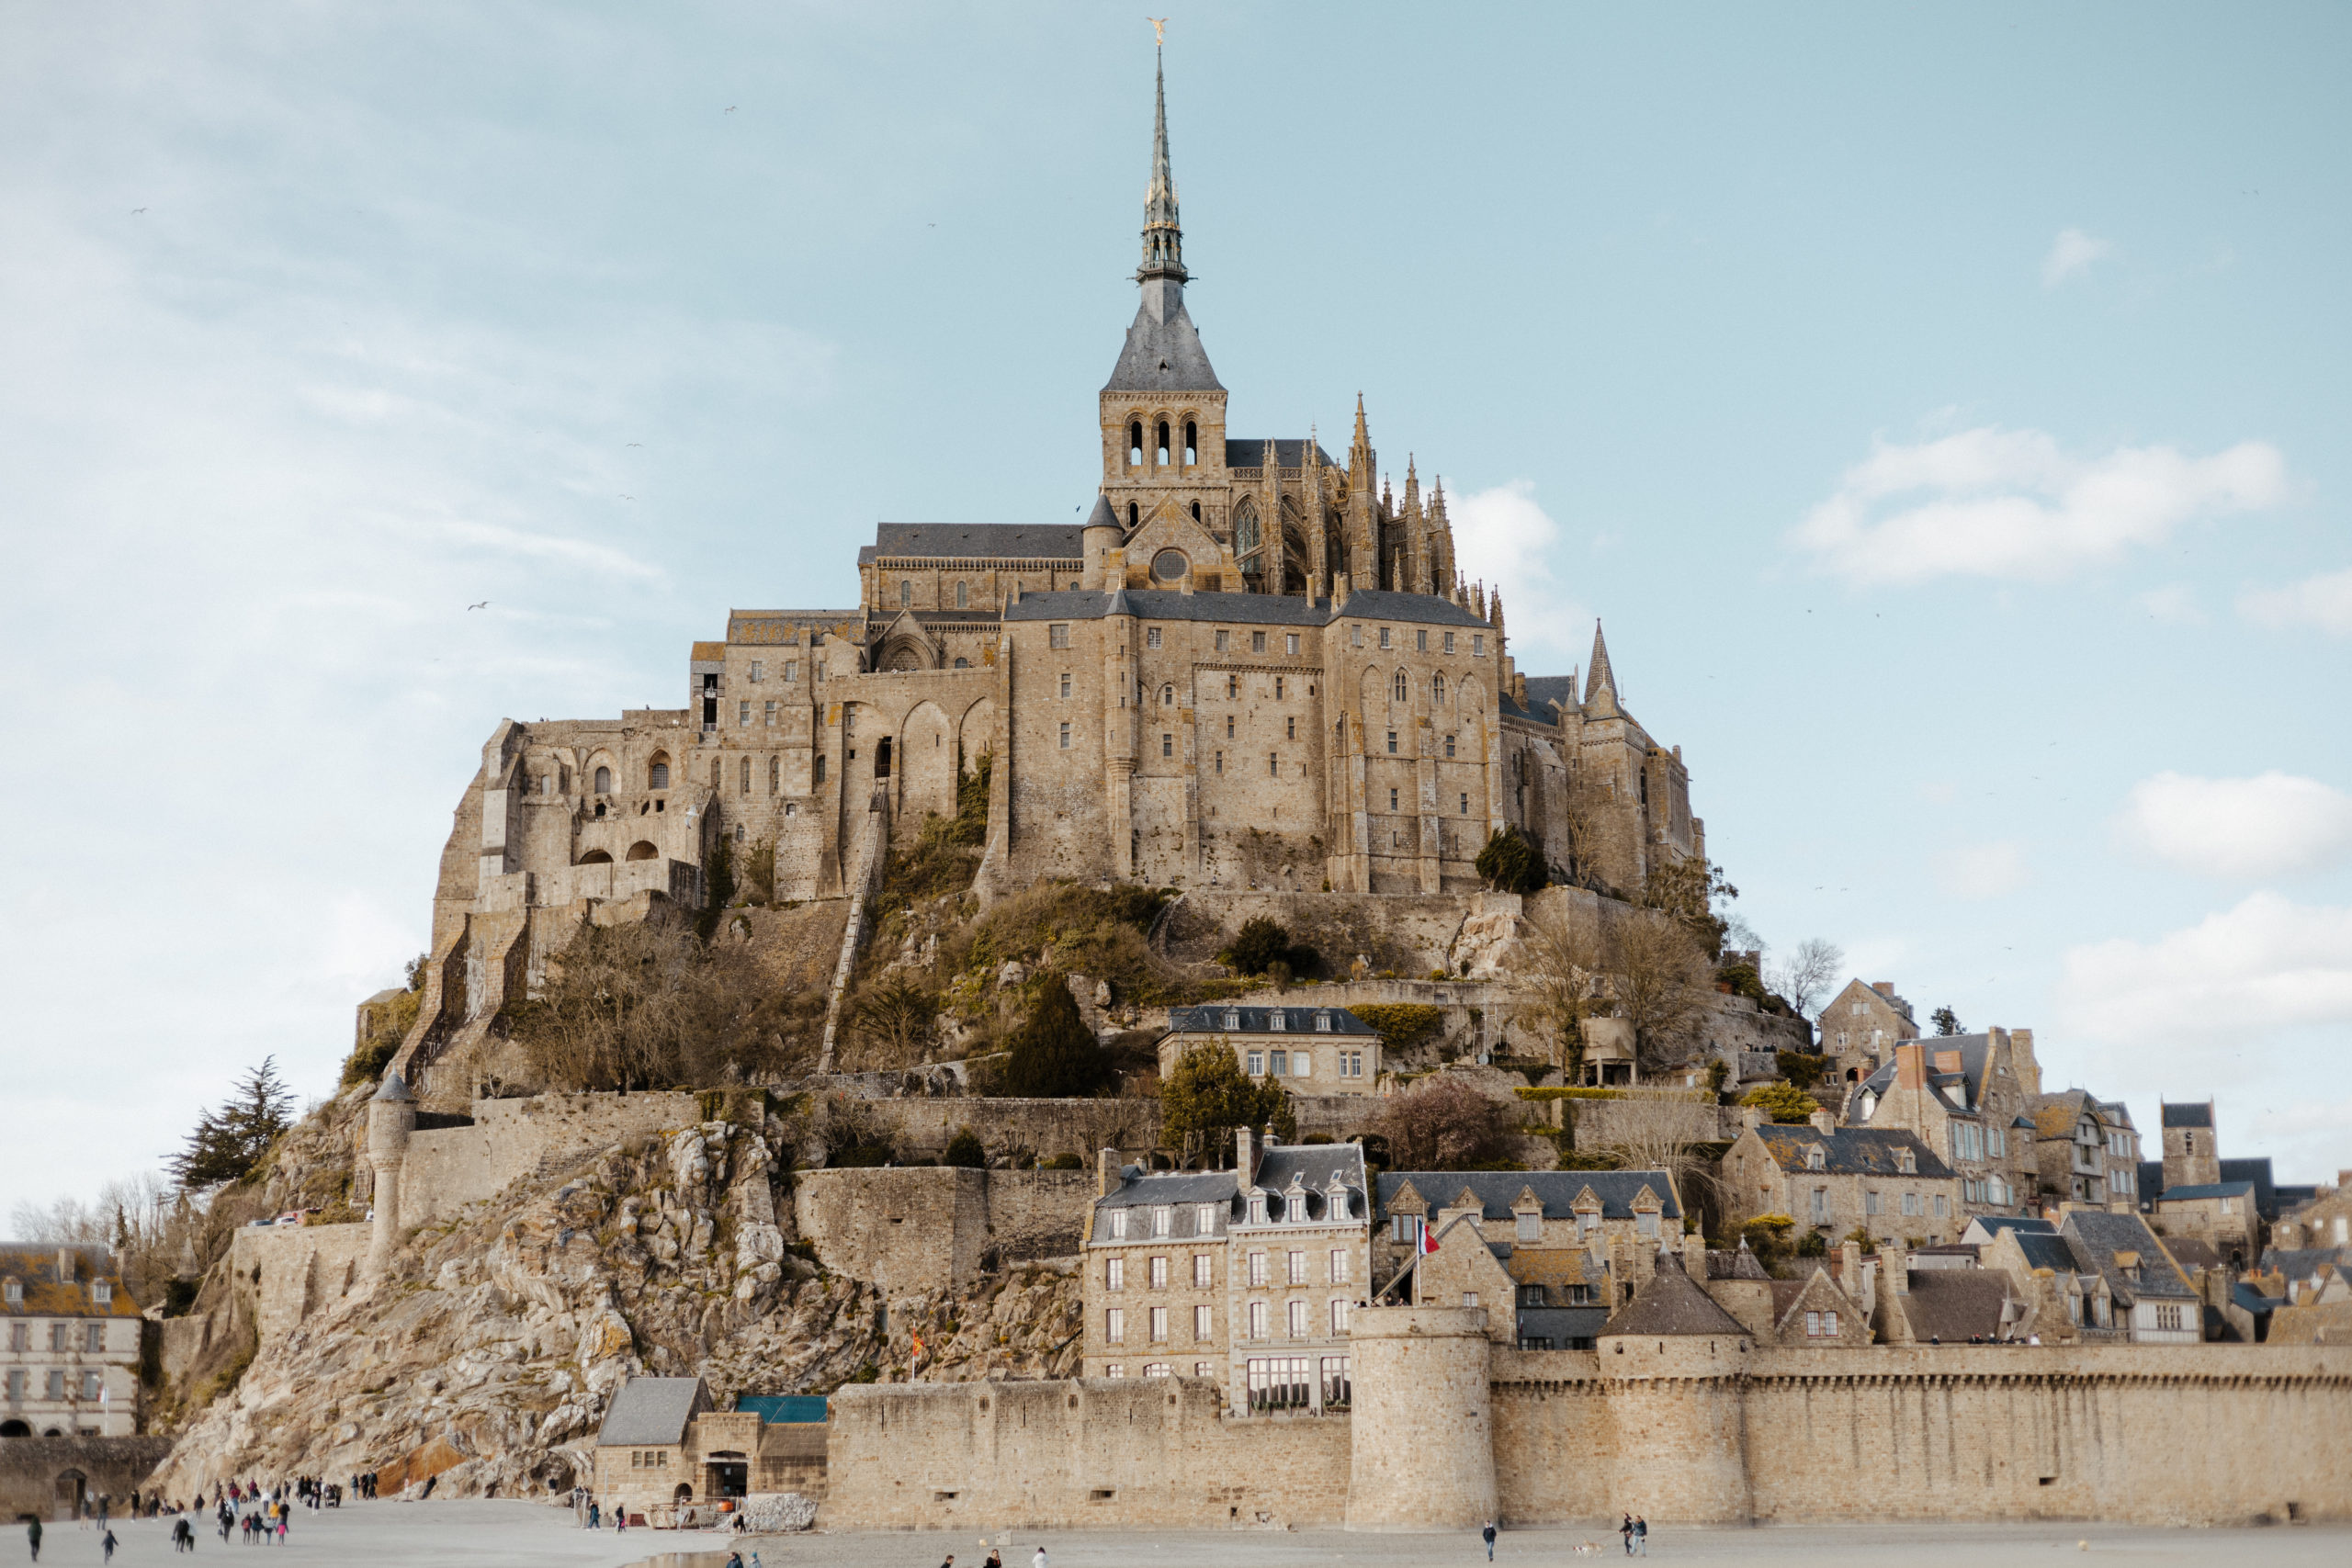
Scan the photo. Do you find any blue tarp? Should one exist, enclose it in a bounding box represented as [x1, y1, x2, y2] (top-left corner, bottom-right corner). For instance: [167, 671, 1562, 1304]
[736, 1395, 828, 1424]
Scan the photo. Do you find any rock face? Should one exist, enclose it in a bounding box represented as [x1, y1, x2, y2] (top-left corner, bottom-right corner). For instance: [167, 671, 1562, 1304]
[148, 1105, 1085, 1499]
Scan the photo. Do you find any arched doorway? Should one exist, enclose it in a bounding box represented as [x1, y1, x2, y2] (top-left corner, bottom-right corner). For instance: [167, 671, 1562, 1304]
[54, 1469, 85, 1515]
[672, 1483, 694, 1504]
[0, 1419, 30, 1438]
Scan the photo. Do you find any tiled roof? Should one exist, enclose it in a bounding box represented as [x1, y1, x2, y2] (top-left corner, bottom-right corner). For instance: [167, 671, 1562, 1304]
[1705, 1245, 1770, 1281]
[596, 1377, 711, 1447]
[0, 1245, 140, 1319]
[1380, 1169, 1680, 1223]
[858, 524, 1087, 564]
[1514, 1306, 1608, 1344]
[2163, 1237, 2224, 1273]
[2061, 1210, 2196, 1303]
[1600, 1259, 1748, 1338]
[2012, 1232, 2085, 1275]
[1897, 1271, 2014, 1342]
[1224, 439, 1337, 469]
[2154, 1181, 2256, 1203]
[1751, 1125, 1955, 1179]
[1091, 1143, 1370, 1230]
[2161, 1102, 2213, 1129]
[1167, 1005, 1376, 1037]
[1105, 292, 1223, 393]
[1521, 674, 1580, 716]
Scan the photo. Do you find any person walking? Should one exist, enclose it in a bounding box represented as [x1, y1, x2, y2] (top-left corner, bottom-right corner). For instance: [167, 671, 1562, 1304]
[103, 1528, 119, 1563]
[1620, 1515, 1634, 1556]
[586, 1500, 601, 1530]
[1033, 1547, 1049, 1568]
[27, 1518, 41, 1563]
[1634, 1517, 1647, 1556]
[1481, 1521, 1497, 1562]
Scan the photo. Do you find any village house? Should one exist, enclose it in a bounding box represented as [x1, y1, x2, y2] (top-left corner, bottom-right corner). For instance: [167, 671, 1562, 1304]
[1817, 978, 1919, 1085]
[2032, 1090, 2143, 1212]
[0, 1246, 142, 1438]
[1720, 1109, 1962, 1247]
[1701, 1239, 1874, 1348]
[1848, 1036, 2041, 1224]
[590, 1377, 826, 1522]
[1080, 1129, 1370, 1415]
[1157, 1004, 1381, 1096]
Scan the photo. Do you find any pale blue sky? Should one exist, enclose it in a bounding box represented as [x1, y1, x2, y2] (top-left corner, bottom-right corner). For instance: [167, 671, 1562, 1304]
[5, 2, 2349, 1208]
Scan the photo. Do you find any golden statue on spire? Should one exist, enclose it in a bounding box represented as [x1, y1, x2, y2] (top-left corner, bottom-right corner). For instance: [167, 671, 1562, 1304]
[1148, 17, 1166, 45]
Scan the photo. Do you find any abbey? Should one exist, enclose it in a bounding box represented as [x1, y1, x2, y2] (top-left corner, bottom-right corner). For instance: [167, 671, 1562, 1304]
[404, 54, 1699, 1066]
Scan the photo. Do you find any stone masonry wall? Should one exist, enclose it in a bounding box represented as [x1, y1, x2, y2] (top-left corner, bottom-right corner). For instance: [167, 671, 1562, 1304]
[227, 1224, 373, 1350]
[823, 1376, 1351, 1530]
[793, 1168, 1094, 1296]
[395, 1091, 702, 1227]
[0, 1436, 175, 1521]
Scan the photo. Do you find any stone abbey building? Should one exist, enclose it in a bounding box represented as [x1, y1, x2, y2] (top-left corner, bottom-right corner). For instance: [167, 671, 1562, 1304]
[403, 53, 1702, 1072]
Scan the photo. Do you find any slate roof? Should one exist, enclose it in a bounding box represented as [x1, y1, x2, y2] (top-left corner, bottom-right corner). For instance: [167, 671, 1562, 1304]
[2218, 1157, 2286, 1219]
[1964, 1214, 2055, 1241]
[1224, 438, 1337, 469]
[1897, 1270, 2014, 1342]
[1090, 1142, 1369, 1235]
[858, 524, 1088, 566]
[1749, 1124, 1955, 1179]
[2154, 1181, 2256, 1204]
[1166, 1004, 1376, 1037]
[2161, 1102, 2213, 1129]
[1514, 1306, 1608, 1345]
[2139, 1159, 2165, 1204]
[1105, 289, 1223, 393]
[1706, 1245, 1771, 1281]
[1600, 1258, 1748, 1338]
[0, 1245, 141, 1319]
[1004, 586, 1494, 629]
[2061, 1210, 2196, 1303]
[1379, 1169, 1680, 1223]
[2259, 1247, 2352, 1284]
[596, 1377, 712, 1447]
[2011, 1231, 2086, 1275]
[1519, 675, 1581, 720]
[2163, 1237, 2224, 1273]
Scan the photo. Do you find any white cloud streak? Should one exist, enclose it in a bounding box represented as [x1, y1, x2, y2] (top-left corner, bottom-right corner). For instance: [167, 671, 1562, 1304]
[2117, 771, 2352, 881]
[2041, 227, 2112, 288]
[2060, 893, 2352, 1047]
[2239, 568, 2352, 635]
[1449, 479, 1591, 669]
[1792, 427, 2288, 586]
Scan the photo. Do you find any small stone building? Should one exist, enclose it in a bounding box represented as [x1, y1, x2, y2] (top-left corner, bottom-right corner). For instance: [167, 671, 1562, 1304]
[1159, 1004, 1380, 1096]
[1721, 1111, 1962, 1247]
[2032, 1090, 2143, 1212]
[591, 1377, 829, 1521]
[1816, 978, 1918, 1083]
[1849, 1035, 2041, 1224]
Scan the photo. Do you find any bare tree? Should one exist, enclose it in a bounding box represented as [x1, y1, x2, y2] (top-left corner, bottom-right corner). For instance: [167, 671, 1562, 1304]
[1519, 900, 1609, 1082]
[1588, 1094, 1723, 1231]
[1373, 1077, 1517, 1169]
[1609, 911, 1713, 1074]
[1767, 938, 1845, 1020]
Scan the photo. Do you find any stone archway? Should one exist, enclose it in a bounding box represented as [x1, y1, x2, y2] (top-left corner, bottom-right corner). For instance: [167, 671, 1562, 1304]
[899, 702, 955, 819]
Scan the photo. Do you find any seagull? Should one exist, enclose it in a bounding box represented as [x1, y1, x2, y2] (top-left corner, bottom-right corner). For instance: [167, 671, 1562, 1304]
[725, 106, 736, 114]
[131, 207, 147, 214]
[619, 494, 635, 501]
[627, 442, 642, 447]
[467, 601, 489, 611]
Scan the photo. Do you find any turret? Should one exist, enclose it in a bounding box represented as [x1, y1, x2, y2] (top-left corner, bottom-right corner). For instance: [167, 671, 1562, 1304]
[366, 1071, 416, 1275]
[1598, 1259, 1753, 1523]
[1081, 494, 1122, 591]
[1343, 1306, 1498, 1529]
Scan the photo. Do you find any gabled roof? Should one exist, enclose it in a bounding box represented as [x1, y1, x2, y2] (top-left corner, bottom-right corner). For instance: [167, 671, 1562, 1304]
[2061, 1210, 2196, 1302]
[2161, 1101, 2213, 1129]
[1519, 675, 1580, 720]
[1856, 1035, 1997, 1114]
[860, 524, 1087, 564]
[2011, 1231, 2085, 1275]
[2163, 1237, 2224, 1273]
[1749, 1124, 1954, 1179]
[1379, 1169, 1679, 1222]
[1253, 1143, 1370, 1203]
[1167, 1004, 1375, 1037]
[1105, 289, 1222, 393]
[596, 1377, 712, 1447]
[1600, 1258, 1747, 1338]
[1962, 1214, 2055, 1243]
[1897, 1270, 2014, 1343]
[1706, 1244, 1771, 1281]
[2258, 1247, 2352, 1282]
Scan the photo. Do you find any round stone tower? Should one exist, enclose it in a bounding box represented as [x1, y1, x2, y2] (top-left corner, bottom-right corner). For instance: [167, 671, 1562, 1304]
[1597, 1259, 1753, 1524]
[1344, 1305, 1498, 1530]
[365, 1070, 415, 1275]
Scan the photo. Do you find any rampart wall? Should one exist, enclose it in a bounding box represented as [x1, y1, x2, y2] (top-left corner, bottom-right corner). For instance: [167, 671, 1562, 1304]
[0, 1436, 175, 1521]
[792, 1168, 1093, 1295]
[396, 1091, 703, 1226]
[823, 1377, 1351, 1529]
[227, 1224, 373, 1349]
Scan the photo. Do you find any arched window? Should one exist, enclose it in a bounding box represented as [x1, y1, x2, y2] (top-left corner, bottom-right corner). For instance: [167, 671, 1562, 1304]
[814, 754, 828, 785]
[956, 581, 967, 609]
[1183, 420, 1198, 464]
[594, 765, 612, 794]
[1129, 421, 1144, 466]
[740, 757, 752, 792]
[625, 840, 659, 862]
[1128, 502, 1139, 527]
[1161, 684, 1175, 705]
[1151, 548, 1188, 582]
[1190, 501, 1202, 523]
[1156, 420, 1170, 465]
[1234, 499, 1260, 560]
[1393, 670, 1409, 703]
[710, 759, 721, 787]
[899, 580, 912, 606]
[953, 657, 969, 669]
[1432, 673, 1446, 705]
[649, 760, 670, 789]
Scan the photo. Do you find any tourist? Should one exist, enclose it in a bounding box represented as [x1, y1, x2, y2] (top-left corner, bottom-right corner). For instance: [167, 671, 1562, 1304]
[1620, 1515, 1634, 1555]
[1481, 1520, 1496, 1561]
[26, 1517, 41, 1562]
[1634, 1516, 1647, 1556]
[1033, 1547, 1049, 1568]
[587, 1500, 601, 1529]
[103, 1527, 119, 1563]
[939, 1553, 956, 1568]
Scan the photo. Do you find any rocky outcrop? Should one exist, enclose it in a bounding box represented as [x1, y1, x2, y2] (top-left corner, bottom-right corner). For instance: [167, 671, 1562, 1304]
[148, 1103, 1084, 1499]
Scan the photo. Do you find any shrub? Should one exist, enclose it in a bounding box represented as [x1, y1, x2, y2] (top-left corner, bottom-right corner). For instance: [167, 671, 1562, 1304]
[1038, 1153, 1084, 1171]
[1775, 1051, 1829, 1089]
[1741, 1213, 1796, 1273]
[1161, 1043, 1295, 1158]
[844, 975, 942, 1065]
[1794, 1230, 1827, 1258]
[1740, 1081, 1821, 1123]
[1351, 1003, 1444, 1055]
[1475, 827, 1547, 895]
[996, 978, 1113, 1098]
[1228, 918, 1292, 976]
[942, 1127, 987, 1168]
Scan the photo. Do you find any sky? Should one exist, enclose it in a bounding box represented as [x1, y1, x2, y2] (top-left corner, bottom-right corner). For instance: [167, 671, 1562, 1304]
[3, 1, 2349, 1211]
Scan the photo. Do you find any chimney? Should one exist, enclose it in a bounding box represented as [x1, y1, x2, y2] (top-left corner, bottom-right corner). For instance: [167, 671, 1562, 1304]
[56, 1249, 74, 1283]
[1333, 571, 1351, 610]
[1235, 1125, 1257, 1182]
[1839, 1239, 1863, 1299]
[1894, 1042, 1928, 1090]
[1740, 1106, 1763, 1132]
[1096, 1147, 1124, 1200]
[1871, 982, 1894, 998]
[1883, 1244, 1910, 1294]
[1808, 1107, 1838, 1134]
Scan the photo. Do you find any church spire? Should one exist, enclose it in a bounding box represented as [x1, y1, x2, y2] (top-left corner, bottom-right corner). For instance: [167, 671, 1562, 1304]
[1138, 45, 1186, 285]
[1585, 620, 1621, 711]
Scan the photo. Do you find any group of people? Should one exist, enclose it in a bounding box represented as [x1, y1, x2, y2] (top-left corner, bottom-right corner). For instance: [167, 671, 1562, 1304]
[20, 1472, 391, 1562]
[1478, 1517, 1650, 1559]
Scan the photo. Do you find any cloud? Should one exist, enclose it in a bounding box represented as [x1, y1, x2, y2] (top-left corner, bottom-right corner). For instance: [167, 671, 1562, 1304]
[2116, 771, 2352, 880]
[1792, 427, 2288, 586]
[2041, 227, 2113, 287]
[1449, 479, 1591, 668]
[2059, 893, 2352, 1043]
[2239, 567, 2352, 635]
[1934, 840, 2029, 900]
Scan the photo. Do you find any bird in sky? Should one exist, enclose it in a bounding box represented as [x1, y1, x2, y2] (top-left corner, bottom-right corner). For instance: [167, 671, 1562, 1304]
[467, 601, 489, 611]
[619, 494, 635, 501]
[725, 106, 736, 114]
[627, 442, 642, 447]
[131, 208, 146, 214]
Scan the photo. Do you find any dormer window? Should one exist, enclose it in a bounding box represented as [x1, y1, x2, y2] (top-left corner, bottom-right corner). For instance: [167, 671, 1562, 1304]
[92, 1280, 111, 1306]
[2, 1279, 18, 1306]
[1196, 1203, 1219, 1235]
[1224, 1010, 1240, 1030]
[1152, 1206, 1170, 1237]
[1316, 1011, 1331, 1032]
[1805, 1146, 1826, 1172]
[1898, 1150, 1917, 1175]
[1110, 1210, 1129, 1241]
[1270, 1012, 1286, 1032]
[1516, 1211, 1541, 1243]
[1250, 1197, 1268, 1224]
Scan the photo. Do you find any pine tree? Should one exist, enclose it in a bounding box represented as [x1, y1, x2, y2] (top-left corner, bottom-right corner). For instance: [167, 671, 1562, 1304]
[997, 979, 1111, 1099]
[169, 1057, 296, 1190]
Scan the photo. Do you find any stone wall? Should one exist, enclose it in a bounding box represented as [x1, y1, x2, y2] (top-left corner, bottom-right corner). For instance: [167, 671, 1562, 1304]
[396, 1091, 703, 1226]
[0, 1436, 175, 1521]
[792, 1168, 1093, 1295]
[226, 1224, 373, 1350]
[823, 1376, 1351, 1529]
[858, 1098, 1160, 1165]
